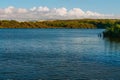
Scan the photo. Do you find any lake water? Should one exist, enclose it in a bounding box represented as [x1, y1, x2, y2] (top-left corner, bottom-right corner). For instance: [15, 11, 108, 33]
[0, 29, 120, 80]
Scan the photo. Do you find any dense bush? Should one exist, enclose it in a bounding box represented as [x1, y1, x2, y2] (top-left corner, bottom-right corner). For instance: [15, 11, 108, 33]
[103, 24, 120, 37]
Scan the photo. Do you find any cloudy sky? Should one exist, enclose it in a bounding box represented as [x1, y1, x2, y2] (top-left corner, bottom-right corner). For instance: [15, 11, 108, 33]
[0, 0, 119, 21]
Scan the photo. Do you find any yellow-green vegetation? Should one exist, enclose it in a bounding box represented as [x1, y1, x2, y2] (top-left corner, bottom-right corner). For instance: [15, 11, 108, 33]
[103, 24, 120, 38]
[0, 19, 120, 28]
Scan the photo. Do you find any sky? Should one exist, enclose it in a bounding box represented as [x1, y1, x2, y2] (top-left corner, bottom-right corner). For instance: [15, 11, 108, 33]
[0, 0, 120, 20]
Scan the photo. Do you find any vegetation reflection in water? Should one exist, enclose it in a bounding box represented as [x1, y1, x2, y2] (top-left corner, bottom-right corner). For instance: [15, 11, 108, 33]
[103, 37, 120, 65]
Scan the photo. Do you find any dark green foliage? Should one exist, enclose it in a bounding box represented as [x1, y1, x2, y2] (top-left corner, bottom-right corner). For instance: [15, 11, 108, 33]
[103, 24, 120, 38]
[0, 19, 120, 28]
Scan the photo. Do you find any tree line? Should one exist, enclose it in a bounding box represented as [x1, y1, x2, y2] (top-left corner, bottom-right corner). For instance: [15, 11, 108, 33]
[0, 19, 120, 28]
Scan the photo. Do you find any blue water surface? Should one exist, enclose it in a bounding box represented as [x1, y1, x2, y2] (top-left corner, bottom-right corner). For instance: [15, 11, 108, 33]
[0, 29, 120, 80]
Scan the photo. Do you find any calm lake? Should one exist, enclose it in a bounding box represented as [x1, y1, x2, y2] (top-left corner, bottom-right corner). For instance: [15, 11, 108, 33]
[0, 29, 120, 80]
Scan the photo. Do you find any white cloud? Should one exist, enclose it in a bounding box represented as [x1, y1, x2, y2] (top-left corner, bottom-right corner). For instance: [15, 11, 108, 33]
[0, 6, 114, 21]
[30, 7, 37, 11]
[37, 6, 49, 12]
[53, 8, 67, 16]
[68, 8, 85, 16]
[18, 8, 28, 13]
[4, 6, 15, 14]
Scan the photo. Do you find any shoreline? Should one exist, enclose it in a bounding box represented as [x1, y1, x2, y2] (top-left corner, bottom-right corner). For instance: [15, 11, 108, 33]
[0, 19, 120, 29]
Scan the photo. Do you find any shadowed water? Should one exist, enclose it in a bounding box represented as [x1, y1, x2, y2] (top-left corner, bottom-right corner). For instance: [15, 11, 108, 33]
[0, 29, 120, 80]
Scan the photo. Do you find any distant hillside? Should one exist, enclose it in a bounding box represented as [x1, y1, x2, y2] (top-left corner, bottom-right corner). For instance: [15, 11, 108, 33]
[0, 19, 120, 28]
